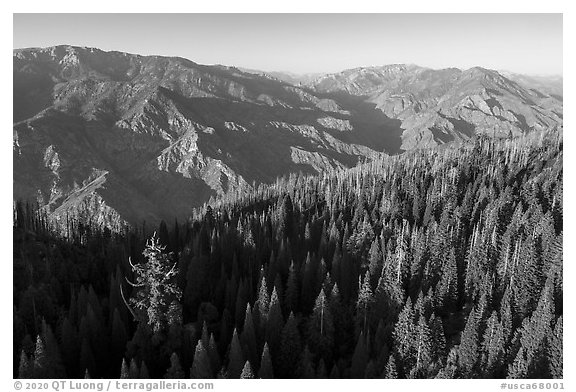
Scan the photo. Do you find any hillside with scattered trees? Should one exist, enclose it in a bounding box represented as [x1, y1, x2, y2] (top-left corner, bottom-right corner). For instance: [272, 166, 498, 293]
[13, 130, 563, 379]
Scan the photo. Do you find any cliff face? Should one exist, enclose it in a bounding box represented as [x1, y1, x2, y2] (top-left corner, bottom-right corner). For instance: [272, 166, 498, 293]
[13, 46, 563, 228]
[307, 65, 563, 150]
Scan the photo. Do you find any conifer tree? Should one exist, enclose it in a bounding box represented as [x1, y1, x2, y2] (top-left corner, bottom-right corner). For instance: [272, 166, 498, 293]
[207, 334, 221, 376]
[278, 194, 294, 239]
[481, 311, 505, 376]
[364, 360, 378, 379]
[429, 314, 447, 363]
[316, 358, 328, 379]
[458, 307, 480, 377]
[307, 288, 334, 362]
[140, 362, 150, 378]
[18, 350, 31, 379]
[256, 275, 270, 323]
[436, 248, 458, 313]
[383, 355, 398, 379]
[546, 316, 562, 378]
[285, 261, 299, 315]
[165, 352, 185, 379]
[412, 315, 434, 377]
[241, 304, 258, 371]
[393, 298, 415, 370]
[329, 364, 340, 378]
[60, 317, 79, 376]
[120, 358, 129, 379]
[128, 234, 182, 334]
[80, 338, 98, 378]
[367, 239, 383, 288]
[240, 361, 254, 379]
[226, 329, 244, 379]
[295, 345, 314, 380]
[258, 342, 274, 379]
[191, 340, 213, 379]
[507, 347, 529, 378]
[278, 312, 302, 378]
[356, 271, 373, 336]
[350, 332, 368, 378]
[111, 309, 128, 364]
[128, 358, 139, 379]
[266, 287, 284, 356]
[32, 335, 49, 378]
[41, 321, 65, 377]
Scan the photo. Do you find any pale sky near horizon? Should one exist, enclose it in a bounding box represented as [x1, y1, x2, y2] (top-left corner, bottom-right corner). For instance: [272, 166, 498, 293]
[13, 14, 563, 76]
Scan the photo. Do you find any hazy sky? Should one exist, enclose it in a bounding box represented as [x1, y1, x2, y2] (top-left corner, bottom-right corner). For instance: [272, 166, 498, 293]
[13, 14, 562, 75]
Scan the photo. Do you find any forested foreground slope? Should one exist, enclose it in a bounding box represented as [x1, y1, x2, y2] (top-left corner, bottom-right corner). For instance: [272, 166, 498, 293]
[13, 131, 563, 379]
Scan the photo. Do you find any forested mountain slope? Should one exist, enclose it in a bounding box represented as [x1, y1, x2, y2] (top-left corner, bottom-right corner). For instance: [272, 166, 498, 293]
[14, 130, 563, 379]
[14, 46, 563, 228]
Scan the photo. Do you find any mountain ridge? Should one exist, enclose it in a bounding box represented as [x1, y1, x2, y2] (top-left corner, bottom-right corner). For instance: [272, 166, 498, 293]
[13, 45, 563, 229]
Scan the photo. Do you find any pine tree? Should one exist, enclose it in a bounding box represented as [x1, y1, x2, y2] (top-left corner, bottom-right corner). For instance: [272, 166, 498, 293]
[356, 271, 373, 336]
[60, 317, 79, 377]
[207, 334, 221, 376]
[41, 321, 65, 377]
[307, 288, 334, 363]
[458, 307, 480, 377]
[191, 340, 213, 379]
[364, 360, 378, 379]
[140, 362, 150, 378]
[508, 347, 529, 378]
[546, 316, 562, 378]
[201, 321, 209, 349]
[120, 358, 129, 379]
[350, 332, 368, 378]
[80, 339, 98, 376]
[226, 329, 244, 379]
[165, 352, 185, 379]
[296, 346, 315, 378]
[383, 355, 398, 379]
[316, 359, 328, 379]
[429, 314, 447, 363]
[412, 315, 434, 377]
[184, 254, 209, 319]
[258, 343, 274, 378]
[240, 361, 254, 379]
[32, 335, 49, 378]
[266, 287, 284, 357]
[18, 350, 31, 378]
[481, 311, 505, 376]
[241, 304, 258, 372]
[393, 298, 415, 371]
[278, 312, 302, 378]
[258, 342, 274, 379]
[285, 261, 299, 315]
[329, 363, 340, 378]
[367, 239, 383, 288]
[516, 278, 556, 377]
[278, 194, 294, 239]
[128, 358, 139, 379]
[128, 234, 182, 334]
[436, 248, 458, 313]
[111, 308, 128, 364]
[256, 275, 270, 323]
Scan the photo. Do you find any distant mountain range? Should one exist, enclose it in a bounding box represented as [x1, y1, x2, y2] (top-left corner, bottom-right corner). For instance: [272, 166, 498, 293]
[13, 45, 563, 228]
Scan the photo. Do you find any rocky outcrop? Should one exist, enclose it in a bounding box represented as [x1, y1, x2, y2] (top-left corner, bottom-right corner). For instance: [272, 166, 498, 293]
[13, 46, 562, 229]
[13, 46, 381, 227]
[308, 65, 562, 150]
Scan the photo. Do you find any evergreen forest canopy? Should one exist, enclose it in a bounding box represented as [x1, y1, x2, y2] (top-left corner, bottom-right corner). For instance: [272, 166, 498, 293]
[13, 130, 563, 379]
